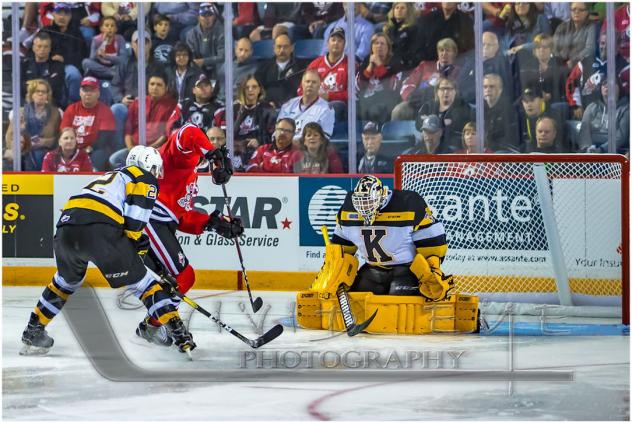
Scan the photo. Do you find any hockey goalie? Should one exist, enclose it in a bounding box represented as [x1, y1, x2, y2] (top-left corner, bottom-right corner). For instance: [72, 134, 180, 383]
[297, 175, 479, 335]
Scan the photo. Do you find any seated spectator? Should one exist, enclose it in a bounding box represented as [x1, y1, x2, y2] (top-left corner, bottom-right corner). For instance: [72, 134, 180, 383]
[299, 27, 349, 117]
[166, 42, 203, 103]
[358, 2, 392, 25]
[278, 70, 335, 141]
[232, 3, 258, 40]
[41, 127, 93, 172]
[302, 3, 344, 39]
[292, 122, 343, 174]
[213, 75, 277, 167]
[415, 3, 474, 62]
[503, 2, 551, 56]
[217, 37, 260, 102]
[186, 2, 225, 79]
[110, 73, 177, 167]
[415, 78, 471, 152]
[4, 79, 62, 171]
[565, 32, 627, 120]
[392, 37, 460, 121]
[151, 2, 199, 42]
[404, 114, 449, 154]
[600, 4, 629, 63]
[357, 121, 393, 173]
[205, 125, 245, 171]
[383, 2, 419, 70]
[543, 3, 570, 33]
[483, 73, 519, 152]
[518, 86, 565, 152]
[249, 3, 302, 41]
[101, 2, 145, 41]
[151, 14, 177, 65]
[517, 33, 568, 104]
[246, 117, 297, 173]
[553, 2, 596, 68]
[37, 2, 102, 46]
[531, 116, 565, 153]
[321, 4, 375, 61]
[357, 33, 403, 124]
[60, 76, 117, 171]
[579, 81, 629, 155]
[40, 3, 87, 103]
[82, 16, 126, 80]
[21, 31, 68, 109]
[454, 122, 494, 154]
[167, 73, 222, 135]
[256, 33, 308, 108]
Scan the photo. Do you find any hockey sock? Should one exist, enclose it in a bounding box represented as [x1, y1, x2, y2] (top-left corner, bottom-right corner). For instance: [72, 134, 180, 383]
[33, 278, 73, 325]
[140, 282, 180, 325]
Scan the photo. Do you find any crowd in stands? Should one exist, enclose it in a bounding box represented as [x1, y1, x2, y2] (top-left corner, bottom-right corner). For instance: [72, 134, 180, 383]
[3, 2, 630, 174]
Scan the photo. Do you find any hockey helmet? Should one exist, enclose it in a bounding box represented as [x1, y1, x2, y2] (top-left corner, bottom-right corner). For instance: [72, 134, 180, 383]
[352, 175, 389, 225]
[126, 145, 164, 179]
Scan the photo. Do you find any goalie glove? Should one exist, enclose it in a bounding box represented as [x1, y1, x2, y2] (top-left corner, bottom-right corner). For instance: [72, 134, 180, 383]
[205, 145, 233, 185]
[409, 254, 454, 301]
[205, 210, 244, 239]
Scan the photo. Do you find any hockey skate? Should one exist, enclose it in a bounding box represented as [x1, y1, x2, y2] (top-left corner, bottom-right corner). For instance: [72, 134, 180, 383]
[136, 316, 173, 347]
[166, 317, 196, 354]
[20, 314, 54, 356]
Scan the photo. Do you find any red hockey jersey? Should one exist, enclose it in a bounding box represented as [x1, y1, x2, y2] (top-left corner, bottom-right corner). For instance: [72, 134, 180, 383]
[298, 54, 349, 102]
[153, 123, 216, 235]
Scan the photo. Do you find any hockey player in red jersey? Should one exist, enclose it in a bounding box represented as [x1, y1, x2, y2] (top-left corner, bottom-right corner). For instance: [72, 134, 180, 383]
[136, 123, 245, 346]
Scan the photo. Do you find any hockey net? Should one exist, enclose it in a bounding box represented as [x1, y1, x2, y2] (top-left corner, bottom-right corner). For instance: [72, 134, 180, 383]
[395, 154, 629, 324]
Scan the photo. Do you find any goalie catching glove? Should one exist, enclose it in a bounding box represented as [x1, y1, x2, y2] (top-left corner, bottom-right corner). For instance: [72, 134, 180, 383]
[409, 254, 454, 301]
[205, 210, 244, 239]
[205, 145, 233, 185]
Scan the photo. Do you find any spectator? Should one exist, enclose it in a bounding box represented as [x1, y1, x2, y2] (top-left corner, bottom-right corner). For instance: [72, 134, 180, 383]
[383, 2, 419, 70]
[213, 75, 277, 167]
[292, 122, 343, 174]
[483, 73, 519, 152]
[415, 78, 471, 152]
[166, 42, 203, 103]
[255, 33, 308, 108]
[246, 117, 297, 173]
[579, 81, 630, 155]
[416, 2, 474, 62]
[37, 2, 102, 46]
[356, 33, 403, 125]
[60, 76, 116, 171]
[40, 3, 87, 103]
[357, 121, 392, 173]
[217, 37, 259, 101]
[41, 127, 93, 172]
[278, 70, 335, 141]
[302, 3, 344, 39]
[151, 3, 199, 41]
[101, 2, 146, 41]
[321, 3, 375, 61]
[205, 125, 244, 171]
[232, 3, 259, 40]
[404, 114, 449, 154]
[517, 33, 568, 104]
[249, 3, 302, 41]
[503, 2, 551, 56]
[553, 2, 596, 68]
[167, 73, 222, 135]
[186, 2, 225, 79]
[454, 122, 494, 154]
[392, 37, 460, 121]
[110, 73, 177, 168]
[358, 2, 392, 25]
[21, 31, 68, 108]
[151, 14, 177, 65]
[543, 3, 570, 33]
[82, 16, 126, 80]
[517, 86, 565, 152]
[600, 4, 629, 62]
[4, 79, 62, 171]
[532, 116, 564, 153]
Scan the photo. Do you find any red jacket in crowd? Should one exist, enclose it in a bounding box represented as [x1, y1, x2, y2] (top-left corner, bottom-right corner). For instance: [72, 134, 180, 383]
[60, 101, 116, 150]
[41, 148, 93, 173]
[246, 143, 296, 173]
[125, 95, 178, 146]
[298, 54, 350, 102]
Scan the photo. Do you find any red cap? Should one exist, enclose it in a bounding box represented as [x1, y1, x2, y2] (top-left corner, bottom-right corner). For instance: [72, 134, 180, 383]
[80, 76, 99, 89]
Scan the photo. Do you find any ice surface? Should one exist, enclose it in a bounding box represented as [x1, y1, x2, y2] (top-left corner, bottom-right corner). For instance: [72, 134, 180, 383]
[3, 286, 629, 420]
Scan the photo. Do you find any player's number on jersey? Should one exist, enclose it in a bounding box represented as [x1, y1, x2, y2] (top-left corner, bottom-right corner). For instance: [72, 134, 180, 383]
[147, 184, 157, 199]
[361, 229, 392, 263]
[85, 172, 116, 195]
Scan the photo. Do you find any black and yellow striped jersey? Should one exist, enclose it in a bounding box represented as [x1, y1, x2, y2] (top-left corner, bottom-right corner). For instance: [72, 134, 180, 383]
[58, 165, 159, 240]
[332, 189, 447, 266]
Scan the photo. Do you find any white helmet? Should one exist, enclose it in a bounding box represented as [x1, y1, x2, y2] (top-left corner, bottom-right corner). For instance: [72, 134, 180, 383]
[351, 175, 389, 225]
[126, 145, 164, 178]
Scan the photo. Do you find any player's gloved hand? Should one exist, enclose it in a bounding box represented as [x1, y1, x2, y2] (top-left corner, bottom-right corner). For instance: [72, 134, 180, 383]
[205, 210, 244, 239]
[134, 233, 150, 258]
[166, 317, 196, 353]
[159, 271, 179, 297]
[206, 146, 233, 185]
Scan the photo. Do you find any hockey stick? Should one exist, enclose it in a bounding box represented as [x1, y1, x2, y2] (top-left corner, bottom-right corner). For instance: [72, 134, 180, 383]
[321, 226, 378, 337]
[220, 183, 263, 313]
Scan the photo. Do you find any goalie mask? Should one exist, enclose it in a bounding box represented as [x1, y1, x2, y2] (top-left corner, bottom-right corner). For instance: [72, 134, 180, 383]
[352, 175, 389, 225]
[126, 145, 164, 179]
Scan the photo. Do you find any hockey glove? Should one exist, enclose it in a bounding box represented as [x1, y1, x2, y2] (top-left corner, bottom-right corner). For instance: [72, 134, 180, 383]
[410, 254, 454, 301]
[134, 233, 150, 258]
[206, 146, 233, 185]
[205, 210, 244, 239]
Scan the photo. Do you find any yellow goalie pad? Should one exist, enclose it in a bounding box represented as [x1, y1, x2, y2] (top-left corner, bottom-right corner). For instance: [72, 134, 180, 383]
[409, 254, 454, 301]
[310, 226, 359, 296]
[296, 291, 479, 334]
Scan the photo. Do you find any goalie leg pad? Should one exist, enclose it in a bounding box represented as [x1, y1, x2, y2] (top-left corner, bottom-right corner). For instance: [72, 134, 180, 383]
[310, 244, 359, 296]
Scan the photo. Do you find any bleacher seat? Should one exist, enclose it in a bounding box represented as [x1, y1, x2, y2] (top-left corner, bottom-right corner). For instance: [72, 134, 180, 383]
[251, 39, 274, 60]
[294, 39, 324, 60]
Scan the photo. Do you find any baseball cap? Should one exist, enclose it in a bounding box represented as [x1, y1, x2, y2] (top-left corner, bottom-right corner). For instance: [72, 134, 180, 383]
[421, 115, 442, 133]
[520, 86, 542, 101]
[330, 27, 346, 40]
[131, 30, 151, 43]
[80, 76, 99, 89]
[53, 2, 71, 13]
[194, 73, 211, 87]
[199, 2, 217, 16]
[362, 121, 379, 135]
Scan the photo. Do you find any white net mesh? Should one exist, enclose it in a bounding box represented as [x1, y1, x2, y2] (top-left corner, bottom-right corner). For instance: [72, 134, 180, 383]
[397, 156, 625, 308]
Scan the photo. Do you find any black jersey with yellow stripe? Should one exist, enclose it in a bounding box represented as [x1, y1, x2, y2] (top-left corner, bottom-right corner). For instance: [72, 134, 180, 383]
[58, 166, 159, 240]
[332, 189, 447, 266]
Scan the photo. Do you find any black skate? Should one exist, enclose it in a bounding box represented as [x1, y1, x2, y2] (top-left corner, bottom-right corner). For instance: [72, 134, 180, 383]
[136, 317, 173, 347]
[20, 314, 54, 356]
[166, 317, 196, 354]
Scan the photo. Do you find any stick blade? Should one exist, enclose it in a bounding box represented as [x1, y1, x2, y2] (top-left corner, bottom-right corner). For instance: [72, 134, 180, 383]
[347, 309, 378, 337]
[252, 297, 264, 313]
[250, 324, 284, 348]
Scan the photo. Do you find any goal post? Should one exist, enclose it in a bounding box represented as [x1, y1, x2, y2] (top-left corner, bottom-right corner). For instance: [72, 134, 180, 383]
[395, 154, 629, 324]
